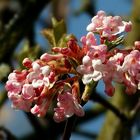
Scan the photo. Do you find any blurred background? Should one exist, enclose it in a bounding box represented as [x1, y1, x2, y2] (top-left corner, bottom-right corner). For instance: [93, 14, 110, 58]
[0, 0, 140, 140]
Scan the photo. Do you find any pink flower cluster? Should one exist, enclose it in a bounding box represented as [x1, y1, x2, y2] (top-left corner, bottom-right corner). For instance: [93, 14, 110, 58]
[53, 84, 84, 122]
[77, 11, 140, 96]
[5, 10, 140, 122]
[5, 50, 84, 122]
[5, 58, 56, 116]
[87, 10, 132, 41]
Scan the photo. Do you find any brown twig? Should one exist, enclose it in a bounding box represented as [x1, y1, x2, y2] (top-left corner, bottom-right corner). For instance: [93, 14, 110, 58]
[130, 98, 140, 121]
[91, 92, 129, 122]
[62, 115, 77, 140]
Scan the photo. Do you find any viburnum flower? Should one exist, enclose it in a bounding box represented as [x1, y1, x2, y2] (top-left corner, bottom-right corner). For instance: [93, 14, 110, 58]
[87, 10, 132, 41]
[5, 57, 57, 115]
[77, 32, 108, 85]
[53, 83, 84, 122]
[121, 50, 140, 77]
[5, 70, 32, 111]
[5, 10, 140, 124]
[121, 49, 140, 94]
[77, 39, 140, 96]
[52, 38, 86, 63]
[5, 45, 85, 121]
[75, 11, 139, 96]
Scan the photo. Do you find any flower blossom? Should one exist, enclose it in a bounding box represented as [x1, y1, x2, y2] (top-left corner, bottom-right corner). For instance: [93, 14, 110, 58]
[77, 11, 139, 96]
[52, 38, 86, 63]
[121, 49, 140, 94]
[53, 84, 84, 122]
[5, 49, 85, 121]
[77, 32, 108, 85]
[77, 40, 140, 95]
[5, 56, 57, 116]
[5, 10, 140, 123]
[87, 10, 132, 40]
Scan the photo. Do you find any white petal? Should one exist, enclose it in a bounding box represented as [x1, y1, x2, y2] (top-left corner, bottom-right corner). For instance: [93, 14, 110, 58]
[86, 23, 95, 31]
[82, 74, 93, 84]
[27, 72, 39, 82]
[32, 62, 40, 71]
[92, 70, 102, 81]
[32, 79, 44, 88]
[92, 59, 102, 68]
[41, 65, 50, 76]
[82, 55, 91, 65]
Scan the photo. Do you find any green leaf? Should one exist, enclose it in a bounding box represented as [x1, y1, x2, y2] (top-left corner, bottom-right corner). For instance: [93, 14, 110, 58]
[51, 17, 58, 27]
[42, 18, 67, 48]
[41, 29, 56, 47]
[52, 18, 67, 44]
[105, 35, 124, 51]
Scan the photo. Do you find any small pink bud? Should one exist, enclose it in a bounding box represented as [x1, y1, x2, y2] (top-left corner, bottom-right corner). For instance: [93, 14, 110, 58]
[22, 84, 35, 100]
[125, 21, 132, 32]
[82, 55, 91, 66]
[48, 71, 55, 82]
[105, 84, 115, 96]
[61, 48, 70, 55]
[80, 36, 86, 45]
[53, 108, 65, 123]
[22, 58, 32, 68]
[32, 62, 40, 71]
[41, 65, 50, 76]
[135, 41, 140, 50]
[97, 10, 106, 17]
[86, 32, 97, 46]
[52, 47, 61, 53]
[67, 39, 79, 54]
[40, 53, 52, 62]
[40, 53, 63, 62]
[86, 23, 95, 32]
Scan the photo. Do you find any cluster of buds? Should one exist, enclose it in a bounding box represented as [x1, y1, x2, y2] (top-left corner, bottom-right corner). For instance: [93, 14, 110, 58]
[77, 11, 139, 96]
[86, 10, 132, 41]
[5, 10, 140, 122]
[5, 37, 85, 122]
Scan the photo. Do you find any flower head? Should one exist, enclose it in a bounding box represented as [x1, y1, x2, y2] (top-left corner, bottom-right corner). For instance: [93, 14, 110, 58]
[87, 10, 132, 40]
[53, 84, 84, 122]
[5, 10, 140, 124]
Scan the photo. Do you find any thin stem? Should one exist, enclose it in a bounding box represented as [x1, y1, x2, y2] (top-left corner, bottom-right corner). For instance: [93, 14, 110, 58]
[62, 115, 77, 140]
[91, 92, 129, 122]
[130, 98, 140, 120]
